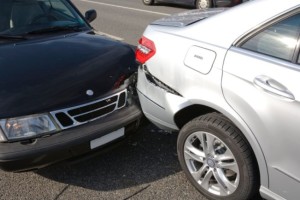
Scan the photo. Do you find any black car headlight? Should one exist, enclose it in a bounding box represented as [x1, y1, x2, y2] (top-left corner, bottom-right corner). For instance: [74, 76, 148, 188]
[0, 114, 57, 142]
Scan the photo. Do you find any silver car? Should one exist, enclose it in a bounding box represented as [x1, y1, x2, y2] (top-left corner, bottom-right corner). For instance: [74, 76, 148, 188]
[136, 0, 300, 199]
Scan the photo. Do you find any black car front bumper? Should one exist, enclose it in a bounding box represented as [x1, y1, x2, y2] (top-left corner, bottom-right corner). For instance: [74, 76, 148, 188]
[0, 102, 142, 172]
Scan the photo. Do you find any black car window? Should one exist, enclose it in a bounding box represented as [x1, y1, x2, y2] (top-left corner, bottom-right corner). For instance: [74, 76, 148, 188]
[0, 0, 88, 36]
[242, 13, 300, 62]
[0, 1, 13, 32]
[40, 0, 76, 20]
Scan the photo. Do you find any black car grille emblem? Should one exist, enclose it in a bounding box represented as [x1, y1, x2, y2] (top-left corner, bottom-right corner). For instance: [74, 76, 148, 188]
[86, 89, 94, 96]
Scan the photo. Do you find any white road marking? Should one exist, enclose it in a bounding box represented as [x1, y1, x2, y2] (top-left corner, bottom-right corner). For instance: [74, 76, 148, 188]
[79, 0, 171, 16]
[95, 31, 124, 41]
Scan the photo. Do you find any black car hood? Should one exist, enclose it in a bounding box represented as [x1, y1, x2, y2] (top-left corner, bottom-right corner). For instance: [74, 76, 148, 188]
[0, 32, 136, 118]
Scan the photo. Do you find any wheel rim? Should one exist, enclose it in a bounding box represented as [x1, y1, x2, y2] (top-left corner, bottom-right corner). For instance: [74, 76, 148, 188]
[183, 131, 240, 196]
[198, 0, 209, 9]
[144, 0, 151, 3]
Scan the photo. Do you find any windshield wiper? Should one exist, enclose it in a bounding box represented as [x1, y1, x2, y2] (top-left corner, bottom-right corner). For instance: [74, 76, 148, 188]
[26, 25, 84, 35]
[0, 34, 27, 40]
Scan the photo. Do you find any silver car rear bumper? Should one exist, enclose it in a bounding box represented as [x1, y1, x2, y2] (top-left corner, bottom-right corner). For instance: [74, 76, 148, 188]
[137, 66, 187, 131]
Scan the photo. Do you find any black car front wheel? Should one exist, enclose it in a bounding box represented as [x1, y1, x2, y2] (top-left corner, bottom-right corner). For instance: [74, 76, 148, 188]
[196, 0, 212, 9]
[177, 113, 259, 200]
[142, 0, 154, 5]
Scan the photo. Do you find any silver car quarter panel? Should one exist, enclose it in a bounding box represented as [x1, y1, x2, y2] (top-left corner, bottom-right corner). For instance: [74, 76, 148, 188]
[137, 67, 186, 130]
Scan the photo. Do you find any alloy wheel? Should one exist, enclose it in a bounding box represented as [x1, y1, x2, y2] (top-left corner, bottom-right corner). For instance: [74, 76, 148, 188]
[184, 131, 239, 196]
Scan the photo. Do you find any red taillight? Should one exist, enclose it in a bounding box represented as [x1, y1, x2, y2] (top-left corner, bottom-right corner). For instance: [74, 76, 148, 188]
[135, 36, 156, 64]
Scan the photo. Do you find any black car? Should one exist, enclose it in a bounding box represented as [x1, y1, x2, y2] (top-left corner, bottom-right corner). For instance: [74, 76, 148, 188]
[0, 0, 142, 171]
[142, 0, 243, 9]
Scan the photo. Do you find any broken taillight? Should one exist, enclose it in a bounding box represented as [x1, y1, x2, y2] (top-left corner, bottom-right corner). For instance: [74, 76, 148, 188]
[113, 74, 126, 89]
[135, 36, 156, 64]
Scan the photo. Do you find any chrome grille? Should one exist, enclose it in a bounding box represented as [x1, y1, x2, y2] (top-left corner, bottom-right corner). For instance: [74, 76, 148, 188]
[51, 90, 127, 129]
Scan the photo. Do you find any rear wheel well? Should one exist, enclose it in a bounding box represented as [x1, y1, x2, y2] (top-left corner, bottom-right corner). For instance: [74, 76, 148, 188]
[174, 105, 217, 129]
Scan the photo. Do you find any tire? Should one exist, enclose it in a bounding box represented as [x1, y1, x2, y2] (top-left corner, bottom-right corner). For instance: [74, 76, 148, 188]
[196, 0, 212, 9]
[142, 0, 154, 5]
[177, 113, 259, 200]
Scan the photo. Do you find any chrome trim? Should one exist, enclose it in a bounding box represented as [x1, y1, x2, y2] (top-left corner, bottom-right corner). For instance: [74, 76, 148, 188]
[260, 186, 286, 200]
[229, 47, 300, 72]
[50, 89, 127, 129]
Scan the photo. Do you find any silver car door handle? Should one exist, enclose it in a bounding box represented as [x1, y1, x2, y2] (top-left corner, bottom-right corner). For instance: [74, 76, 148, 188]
[254, 75, 295, 100]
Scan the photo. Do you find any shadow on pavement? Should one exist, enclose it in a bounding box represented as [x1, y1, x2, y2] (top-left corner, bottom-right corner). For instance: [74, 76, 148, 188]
[36, 122, 181, 191]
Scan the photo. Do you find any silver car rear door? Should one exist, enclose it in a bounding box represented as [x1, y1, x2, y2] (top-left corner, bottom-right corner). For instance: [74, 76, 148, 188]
[222, 12, 300, 200]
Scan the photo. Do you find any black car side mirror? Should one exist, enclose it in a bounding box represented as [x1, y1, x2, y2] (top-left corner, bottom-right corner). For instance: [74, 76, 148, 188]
[85, 9, 97, 23]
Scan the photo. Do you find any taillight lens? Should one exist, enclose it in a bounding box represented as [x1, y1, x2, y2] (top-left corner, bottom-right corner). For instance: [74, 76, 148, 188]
[136, 36, 156, 64]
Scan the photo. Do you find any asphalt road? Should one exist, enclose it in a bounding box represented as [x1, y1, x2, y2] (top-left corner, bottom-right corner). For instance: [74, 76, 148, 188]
[0, 1, 262, 200]
[72, 0, 191, 45]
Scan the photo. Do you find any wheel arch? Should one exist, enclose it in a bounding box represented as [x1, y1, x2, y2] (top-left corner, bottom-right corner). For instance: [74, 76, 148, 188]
[174, 104, 217, 129]
[174, 103, 268, 187]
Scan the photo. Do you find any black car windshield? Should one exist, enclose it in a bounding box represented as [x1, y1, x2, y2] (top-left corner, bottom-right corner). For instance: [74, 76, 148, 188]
[0, 0, 89, 37]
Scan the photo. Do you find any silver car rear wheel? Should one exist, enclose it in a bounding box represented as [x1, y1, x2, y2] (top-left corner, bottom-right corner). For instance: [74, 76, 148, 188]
[184, 131, 239, 196]
[177, 113, 259, 200]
